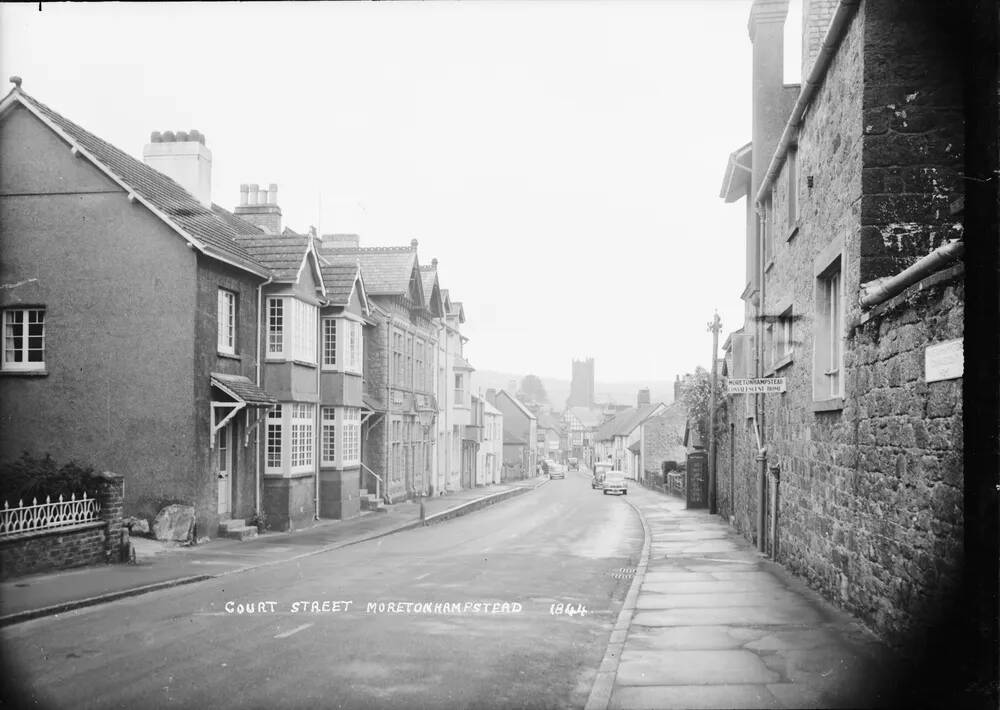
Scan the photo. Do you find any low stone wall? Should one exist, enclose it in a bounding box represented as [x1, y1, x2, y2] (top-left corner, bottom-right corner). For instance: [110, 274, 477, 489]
[0, 471, 125, 580]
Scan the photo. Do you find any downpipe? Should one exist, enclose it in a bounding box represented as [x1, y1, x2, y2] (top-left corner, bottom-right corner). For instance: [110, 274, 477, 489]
[769, 463, 781, 560]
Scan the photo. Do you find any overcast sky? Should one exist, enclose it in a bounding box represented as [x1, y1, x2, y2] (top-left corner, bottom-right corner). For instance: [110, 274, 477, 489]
[1, 1, 803, 383]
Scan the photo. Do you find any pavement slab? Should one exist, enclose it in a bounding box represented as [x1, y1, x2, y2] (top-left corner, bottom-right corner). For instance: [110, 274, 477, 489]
[616, 649, 780, 686]
[610, 684, 779, 710]
[635, 591, 807, 609]
[631, 603, 824, 627]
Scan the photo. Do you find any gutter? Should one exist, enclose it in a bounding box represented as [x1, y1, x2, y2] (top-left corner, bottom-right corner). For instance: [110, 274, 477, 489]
[754, 0, 860, 206]
[859, 239, 965, 308]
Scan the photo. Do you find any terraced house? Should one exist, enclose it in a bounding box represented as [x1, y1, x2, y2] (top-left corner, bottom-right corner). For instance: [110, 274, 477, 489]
[319, 237, 443, 504]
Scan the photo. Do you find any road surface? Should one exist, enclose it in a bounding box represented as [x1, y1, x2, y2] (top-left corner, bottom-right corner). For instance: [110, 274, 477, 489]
[2, 470, 643, 709]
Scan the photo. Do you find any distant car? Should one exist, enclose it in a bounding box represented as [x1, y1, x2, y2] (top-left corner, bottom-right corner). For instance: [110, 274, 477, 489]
[567, 457, 579, 471]
[549, 464, 565, 480]
[592, 462, 615, 489]
[602, 472, 628, 495]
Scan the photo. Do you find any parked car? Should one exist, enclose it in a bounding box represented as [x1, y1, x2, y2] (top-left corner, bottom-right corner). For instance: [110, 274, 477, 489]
[602, 472, 628, 495]
[592, 461, 615, 489]
[549, 462, 565, 480]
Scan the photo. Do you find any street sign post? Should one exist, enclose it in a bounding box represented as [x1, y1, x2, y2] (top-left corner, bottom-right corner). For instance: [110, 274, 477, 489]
[725, 378, 786, 394]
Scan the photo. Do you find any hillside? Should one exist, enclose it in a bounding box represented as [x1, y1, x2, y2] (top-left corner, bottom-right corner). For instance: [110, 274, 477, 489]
[473, 369, 677, 410]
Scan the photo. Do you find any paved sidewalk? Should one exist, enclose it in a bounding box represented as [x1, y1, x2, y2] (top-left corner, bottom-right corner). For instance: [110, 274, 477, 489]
[588, 485, 907, 710]
[0, 476, 547, 625]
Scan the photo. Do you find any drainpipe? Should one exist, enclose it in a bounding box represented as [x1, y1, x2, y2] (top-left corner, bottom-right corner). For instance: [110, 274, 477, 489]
[314, 303, 323, 521]
[859, 239, 964, 308]
[769, 462, 781, 560]
[755, 0, 860, 206]
[755, 206, 768, 554]
[254, 276, 272, 516]
[384, 315, 391, 503]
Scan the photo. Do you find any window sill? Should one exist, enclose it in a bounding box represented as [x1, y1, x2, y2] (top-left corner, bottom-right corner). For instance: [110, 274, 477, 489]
[812, 397, 845, 413]
[1, 368, 48, 377]
[764, 354, 794, 376]
[786, 223, 800, 242]
[292, 360, 318, 369]
[218, 352, 242, 361]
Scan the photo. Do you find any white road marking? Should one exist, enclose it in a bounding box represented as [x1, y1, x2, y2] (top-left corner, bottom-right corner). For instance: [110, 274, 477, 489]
[274, 623, 313, 639]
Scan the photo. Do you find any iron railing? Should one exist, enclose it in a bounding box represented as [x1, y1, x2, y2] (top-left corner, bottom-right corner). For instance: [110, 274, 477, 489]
[0, 492, 101, 538]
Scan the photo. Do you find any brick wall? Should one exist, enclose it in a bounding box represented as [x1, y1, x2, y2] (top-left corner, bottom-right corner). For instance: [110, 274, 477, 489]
[0, 470, 126, 579]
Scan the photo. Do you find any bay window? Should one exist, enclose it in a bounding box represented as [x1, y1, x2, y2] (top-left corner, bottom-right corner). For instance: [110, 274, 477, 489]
[322, 318, 337, 368]
[266, 405, 283, 472]
[267, 297, 317, 364]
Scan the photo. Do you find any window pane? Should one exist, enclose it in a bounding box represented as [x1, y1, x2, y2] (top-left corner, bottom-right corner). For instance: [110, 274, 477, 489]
[268, 299, 284, 354]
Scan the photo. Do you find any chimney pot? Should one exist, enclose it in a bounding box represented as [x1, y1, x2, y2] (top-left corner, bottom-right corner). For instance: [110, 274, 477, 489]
[150, 131, 162, 143]
[162, 130, 176, 142]
[249, 184, 260, 206]
[432, 258, 438, 268]
[189, 129, 204, 144]
[175, 130, 189, 142]
[268, 184, 278, 205]
[410, 238, 418, 249]
[239, 184, 249, 207]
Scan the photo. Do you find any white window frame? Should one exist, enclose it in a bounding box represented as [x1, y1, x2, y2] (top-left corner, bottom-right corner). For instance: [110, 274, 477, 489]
[217, 289, 236, 355]
[454, 373, 464, 406]
[290, 403, 315, 472]
[322, 317, 337, 369]
[267, 298, 285, 358]
[342, 407, 361, 465]
[813, 238, 846, 404]
[2, 307, 46, 372]
[346, 320, 362, 374]
[266, 405, 283, 473]
[321, 406, 337, 465]
[291, 300, 318, 365]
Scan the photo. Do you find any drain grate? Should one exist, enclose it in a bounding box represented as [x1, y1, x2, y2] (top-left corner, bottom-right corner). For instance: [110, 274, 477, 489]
[610, 567, 636, 580]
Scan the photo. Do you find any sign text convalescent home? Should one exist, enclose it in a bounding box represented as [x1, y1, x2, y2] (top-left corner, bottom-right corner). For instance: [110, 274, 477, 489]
[725, 378, 787, 394]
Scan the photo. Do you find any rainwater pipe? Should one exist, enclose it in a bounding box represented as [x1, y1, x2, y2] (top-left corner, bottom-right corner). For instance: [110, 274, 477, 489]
[754, 0, 860, 206]
[384, 314, 391, 503]
[254, 275, 273, 517]
[754, 204, 768, 555]
[769, 463, 781, 560]
[314, 301, 323, 521]
[859, 239, 964, 308]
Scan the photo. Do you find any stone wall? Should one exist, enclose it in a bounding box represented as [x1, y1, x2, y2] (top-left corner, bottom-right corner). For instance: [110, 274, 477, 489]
[724, 1, 968, 649]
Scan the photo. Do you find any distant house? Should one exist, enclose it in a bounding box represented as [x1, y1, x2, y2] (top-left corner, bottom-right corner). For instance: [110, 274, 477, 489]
[488, 389, 537, 480]
[594, 401, 668, 481]
[563, 406, 603, 465]
[481, 399, 503, 485]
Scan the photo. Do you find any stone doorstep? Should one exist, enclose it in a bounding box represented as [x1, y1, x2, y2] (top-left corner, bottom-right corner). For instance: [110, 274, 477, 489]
[217, 519, 258, 541]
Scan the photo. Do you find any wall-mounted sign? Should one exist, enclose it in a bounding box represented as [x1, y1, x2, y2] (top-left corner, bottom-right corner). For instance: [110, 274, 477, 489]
[725, 378, 787, 394]
[925, 338, 963, 383]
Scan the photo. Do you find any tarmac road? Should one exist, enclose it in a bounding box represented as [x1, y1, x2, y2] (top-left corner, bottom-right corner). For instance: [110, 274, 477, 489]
[1, 469, 642, 710]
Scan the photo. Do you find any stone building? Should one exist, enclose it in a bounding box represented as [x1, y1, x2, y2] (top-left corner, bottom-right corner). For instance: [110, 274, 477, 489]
[717, 0, 981, 653]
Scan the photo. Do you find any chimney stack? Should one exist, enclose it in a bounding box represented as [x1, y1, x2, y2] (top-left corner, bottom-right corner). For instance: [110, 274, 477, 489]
[637, 388, 651, 407]
[747, 0, 791, 195]
[318, 234, 361, 252]
[801, 0, 838, 79]
[234, 182, 282, 234]
[674, 375, 682, 403]
[143, 129, 213, 208]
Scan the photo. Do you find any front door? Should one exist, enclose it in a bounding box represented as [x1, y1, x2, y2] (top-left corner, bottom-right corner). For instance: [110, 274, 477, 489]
[217, 423, 233, 516]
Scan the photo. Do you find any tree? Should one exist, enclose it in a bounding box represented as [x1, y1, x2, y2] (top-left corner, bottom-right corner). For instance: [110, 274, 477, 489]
[518, 374, 549, 406]
[679, 367, 724, 442]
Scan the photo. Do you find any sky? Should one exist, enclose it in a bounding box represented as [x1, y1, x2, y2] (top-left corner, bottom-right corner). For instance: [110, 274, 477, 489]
[0, 1, 803, 383]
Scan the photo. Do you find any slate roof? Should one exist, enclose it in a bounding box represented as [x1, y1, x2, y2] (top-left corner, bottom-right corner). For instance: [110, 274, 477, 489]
[595, 404, 665, 441]
[321, 246, 419, 298]
[453, 355, 475, 372]
[497, 390, 536, 420]
[321, 262, 361, 307]
[235, 232, 312, 282]
[211, 373, 277, 405]
[8, 88, 266, 277]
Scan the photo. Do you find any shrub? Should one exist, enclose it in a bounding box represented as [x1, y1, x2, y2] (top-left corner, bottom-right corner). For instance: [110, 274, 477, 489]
[0, 452, 99, 505]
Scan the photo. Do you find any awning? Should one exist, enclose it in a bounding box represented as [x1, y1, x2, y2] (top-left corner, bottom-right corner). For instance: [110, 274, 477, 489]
[211, 373, 277, 405]
[628, 440, 642, 454]
[210, 373, 277, 448]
